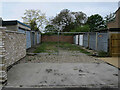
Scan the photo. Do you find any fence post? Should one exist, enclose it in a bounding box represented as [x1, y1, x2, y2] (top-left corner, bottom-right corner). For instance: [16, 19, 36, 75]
[78, 34, 79, 45]
[96, 32, 98, 51]
[57, 31, 60, 55]
[0, 18, 2, 26]
[108, 31, 111, 56]
[0, 27, 7, 88]
[88, 32, 90, 48]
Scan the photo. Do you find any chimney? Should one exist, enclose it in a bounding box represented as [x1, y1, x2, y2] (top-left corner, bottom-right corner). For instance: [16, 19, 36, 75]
[0, 17, 2, 27]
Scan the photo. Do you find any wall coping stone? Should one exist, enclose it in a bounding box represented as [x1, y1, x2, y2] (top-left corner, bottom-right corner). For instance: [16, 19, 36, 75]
[0, 27, 6, 30]
[5, 30, 26, 35]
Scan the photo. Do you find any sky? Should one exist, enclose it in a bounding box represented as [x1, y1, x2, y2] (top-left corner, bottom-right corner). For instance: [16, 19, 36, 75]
[0, 0, 119, 22]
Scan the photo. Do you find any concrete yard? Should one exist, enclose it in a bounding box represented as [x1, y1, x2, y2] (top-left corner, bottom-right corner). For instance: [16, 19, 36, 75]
[6, 50, 119, 88]
[18, 50, 104, 63]
[7, 63, 118, 88]
[98, 57, 120, 68]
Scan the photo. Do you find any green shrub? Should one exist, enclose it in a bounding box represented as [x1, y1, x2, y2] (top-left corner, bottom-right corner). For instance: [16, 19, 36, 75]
[97, 51, 109, 57]
[41, 32, 58, 36]
[70, 25, 90, 32]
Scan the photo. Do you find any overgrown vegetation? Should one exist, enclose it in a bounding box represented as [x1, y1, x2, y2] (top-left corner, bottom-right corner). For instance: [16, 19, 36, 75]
[97, 51, 109, 57]
[41, 33, 74, 36]
[70, 25, 90, 32]
[59, 42, 90, 54]
[34, 42, 90, 55]
[33, 42, 58, 53]
[41, 32, 58, 36]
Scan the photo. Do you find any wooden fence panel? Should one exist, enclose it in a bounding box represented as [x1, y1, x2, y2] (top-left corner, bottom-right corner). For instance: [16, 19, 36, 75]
[110, 34, 120, 57]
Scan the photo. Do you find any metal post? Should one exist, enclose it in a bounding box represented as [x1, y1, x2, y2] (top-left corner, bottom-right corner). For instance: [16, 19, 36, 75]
[88, 32, 90, 48]
[57, 31, 59, 55]
[78, 35, 79, 45]
[0, 17, 2, 27]
[96, 32, 98, 51]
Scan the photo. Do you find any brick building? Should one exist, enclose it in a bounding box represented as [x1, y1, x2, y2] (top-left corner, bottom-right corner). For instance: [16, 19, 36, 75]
[107, 7, 120, 29]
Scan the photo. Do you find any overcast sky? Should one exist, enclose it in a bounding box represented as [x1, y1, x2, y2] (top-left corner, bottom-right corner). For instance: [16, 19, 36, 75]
[0, 0, 119, 22]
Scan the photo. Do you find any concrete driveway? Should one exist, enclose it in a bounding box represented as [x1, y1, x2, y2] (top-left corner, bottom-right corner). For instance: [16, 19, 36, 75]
[98, 57, 120, 68]
[7, 63, 118, 88]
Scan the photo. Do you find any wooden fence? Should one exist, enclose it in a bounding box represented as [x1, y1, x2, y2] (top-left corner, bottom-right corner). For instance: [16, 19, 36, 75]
[110, 33, 120, 57]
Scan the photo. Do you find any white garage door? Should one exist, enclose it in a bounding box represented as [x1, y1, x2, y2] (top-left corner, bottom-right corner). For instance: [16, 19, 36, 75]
[79, 35, 83, 46]
[75, 35, 78, 45]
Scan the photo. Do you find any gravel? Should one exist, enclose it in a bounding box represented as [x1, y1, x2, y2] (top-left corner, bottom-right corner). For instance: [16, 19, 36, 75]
[19, 50, 104, 63]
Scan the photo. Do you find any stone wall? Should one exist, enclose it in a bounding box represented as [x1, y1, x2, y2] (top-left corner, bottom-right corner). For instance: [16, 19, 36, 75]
[41, 35, 74, 44]
[4, 31, 26, 67]
[0, 27, 7, 86]
[0, 27, 26, 86]
[4, 25, 18, 31]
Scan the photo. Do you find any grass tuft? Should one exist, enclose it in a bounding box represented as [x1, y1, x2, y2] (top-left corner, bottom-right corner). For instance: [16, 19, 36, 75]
[97, 51, 109, 57]
[33, 42, 90, 55]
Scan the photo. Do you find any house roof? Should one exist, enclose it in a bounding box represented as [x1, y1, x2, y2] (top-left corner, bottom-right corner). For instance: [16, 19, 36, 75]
[107, 7, 120, 26]
[109, 28, 120, 31]
[94, 29, 108, 32]
[115, 7, 120, 13]
[2, 20, 31, 28]
[95, 28, 120, 32]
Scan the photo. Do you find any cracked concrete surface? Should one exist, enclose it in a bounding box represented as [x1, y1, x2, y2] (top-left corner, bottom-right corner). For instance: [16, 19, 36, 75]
[6, 50, 119, 88]
[19, 50, 104, 63]
[7, 63, 118, 88]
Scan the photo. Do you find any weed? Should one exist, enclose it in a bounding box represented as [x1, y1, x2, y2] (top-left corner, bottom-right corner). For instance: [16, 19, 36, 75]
[97, 51, 109, 57]
[33, 42, 90, 55]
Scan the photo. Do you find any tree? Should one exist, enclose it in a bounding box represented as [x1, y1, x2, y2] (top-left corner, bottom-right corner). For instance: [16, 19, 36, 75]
[70, 25, 90, 32]
[72, 11, 87, 27]
[44, 25, 57, 33]
[29, 20, 39, 31]
[104, 13, 115, 27]
[22, 9, 48, 31]
[86, 14, 105, 32]
[51, 9, 87, 32]
[51, 9, 73, 32]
